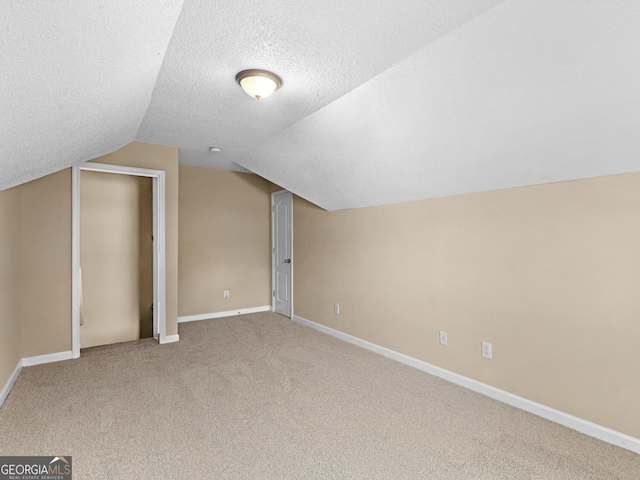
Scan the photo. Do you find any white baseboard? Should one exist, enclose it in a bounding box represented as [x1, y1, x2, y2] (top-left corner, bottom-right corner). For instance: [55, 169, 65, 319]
[178, 305, 272, 323]
[160, 334, 180, 344]
[1, 332, 183, 409]
[22, 351, 73, 367]
[2, 351, 73, 408]
[0, 360, 23, 408]
[292, 314, 640, 455]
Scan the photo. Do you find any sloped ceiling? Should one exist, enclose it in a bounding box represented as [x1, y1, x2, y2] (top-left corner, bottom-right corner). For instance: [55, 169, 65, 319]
[0, 0, 185, 189]
[2, 1, 640, 210]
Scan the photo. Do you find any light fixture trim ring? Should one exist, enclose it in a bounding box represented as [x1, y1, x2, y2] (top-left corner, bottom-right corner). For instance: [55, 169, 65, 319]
[235, 69, 282, 99]
[235, 69, 282, 88]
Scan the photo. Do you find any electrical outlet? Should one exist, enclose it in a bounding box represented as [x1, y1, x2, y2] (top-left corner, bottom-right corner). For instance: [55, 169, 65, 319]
[481, 341, 492, 359]
[223, 290, 229, 299]
[439, 331, 447, 346]
[334, 303, 339, 314]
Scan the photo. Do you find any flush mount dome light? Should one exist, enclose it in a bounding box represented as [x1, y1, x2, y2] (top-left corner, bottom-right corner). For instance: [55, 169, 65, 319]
[236, 69, 281, 100]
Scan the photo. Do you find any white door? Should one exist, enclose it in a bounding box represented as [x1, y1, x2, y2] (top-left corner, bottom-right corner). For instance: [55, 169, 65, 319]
[272, 191, 292, 317]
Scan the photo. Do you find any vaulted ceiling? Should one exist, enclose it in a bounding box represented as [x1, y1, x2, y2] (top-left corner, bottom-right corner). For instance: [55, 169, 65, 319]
[2, 1, 640, 210]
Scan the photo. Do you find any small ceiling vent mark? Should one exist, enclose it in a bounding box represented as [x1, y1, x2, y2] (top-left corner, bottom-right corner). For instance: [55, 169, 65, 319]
[236, 69, 282, 100]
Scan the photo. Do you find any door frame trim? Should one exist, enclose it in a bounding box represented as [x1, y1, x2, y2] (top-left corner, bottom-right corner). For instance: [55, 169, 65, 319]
[271, 190, 293, 317]
[72, 162, 167, 358]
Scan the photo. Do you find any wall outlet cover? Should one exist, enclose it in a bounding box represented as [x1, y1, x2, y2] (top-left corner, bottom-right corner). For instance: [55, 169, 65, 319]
[481, 341, 492, 359]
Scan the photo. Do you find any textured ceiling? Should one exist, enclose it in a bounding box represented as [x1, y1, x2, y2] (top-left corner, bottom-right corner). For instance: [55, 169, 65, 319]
[0, 0, 185, 189]
[3, 1, 640, 210]
[137, 0, 504, 173]
[240, 0, 640, 210]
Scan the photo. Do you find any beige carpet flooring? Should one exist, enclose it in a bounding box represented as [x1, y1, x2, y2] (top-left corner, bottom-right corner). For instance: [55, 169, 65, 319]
[0, 312, 638, 479]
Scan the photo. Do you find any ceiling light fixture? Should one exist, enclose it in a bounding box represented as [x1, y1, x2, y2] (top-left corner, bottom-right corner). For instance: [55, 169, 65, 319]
[235, 69, 282, 100]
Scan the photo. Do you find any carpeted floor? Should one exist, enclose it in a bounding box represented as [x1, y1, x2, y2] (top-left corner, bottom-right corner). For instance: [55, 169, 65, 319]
[0, 312, 638, 479]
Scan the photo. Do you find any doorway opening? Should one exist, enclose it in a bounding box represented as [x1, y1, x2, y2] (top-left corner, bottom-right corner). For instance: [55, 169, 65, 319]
[271, 190, 293, 318]
[79, 170, 153, 348]
[72, 162, 168, 358]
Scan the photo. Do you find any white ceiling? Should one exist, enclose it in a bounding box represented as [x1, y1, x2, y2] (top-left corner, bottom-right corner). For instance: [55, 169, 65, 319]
[0, 0, 185, 189]
[2, 1, 640, 210]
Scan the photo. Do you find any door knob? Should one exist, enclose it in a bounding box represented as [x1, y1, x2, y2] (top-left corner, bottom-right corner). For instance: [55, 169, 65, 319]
[284, 259, 291, 263]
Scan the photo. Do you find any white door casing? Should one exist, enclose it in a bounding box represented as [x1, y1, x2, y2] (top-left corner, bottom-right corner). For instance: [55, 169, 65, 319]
[272, 190, 293, 317]
[72, 162, 168, 358]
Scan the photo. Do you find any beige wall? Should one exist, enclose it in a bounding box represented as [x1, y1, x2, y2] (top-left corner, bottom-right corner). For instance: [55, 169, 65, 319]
[91, 142, 179, 336]
[268, 182, 285, 193]
[4, 138, 637, 443]
[20, 170, 72, 357]
[293, 173, 640, 439]
[0, 142, 178, 390]
[178, 165, 271, 316]
[80, 171, 152, 348]
[7, 141, 177, 363]
[0, 187, 22, 388]
[0, 170, 73, 383]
